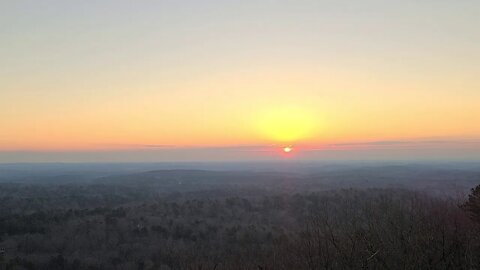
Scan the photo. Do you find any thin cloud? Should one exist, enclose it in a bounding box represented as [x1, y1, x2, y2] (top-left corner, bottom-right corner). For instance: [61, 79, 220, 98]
[95, 143, 274, 152]
[141, 144, 177, 148]
[91, 143, 177, 149]
[301, 138, 480, 151]
[92, 139, 480, 153]
[331, 140, 410, 147]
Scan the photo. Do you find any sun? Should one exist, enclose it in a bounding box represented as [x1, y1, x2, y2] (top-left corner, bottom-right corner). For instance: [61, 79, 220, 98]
[255, 107, 316, 143]
[283, 146, 292, 153]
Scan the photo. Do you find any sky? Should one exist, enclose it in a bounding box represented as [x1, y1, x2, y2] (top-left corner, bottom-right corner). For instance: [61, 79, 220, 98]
[1, 0, 479, 162]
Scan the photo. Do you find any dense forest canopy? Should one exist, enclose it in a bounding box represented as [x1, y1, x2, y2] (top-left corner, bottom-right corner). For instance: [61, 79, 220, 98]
[0, 163, 479, 270]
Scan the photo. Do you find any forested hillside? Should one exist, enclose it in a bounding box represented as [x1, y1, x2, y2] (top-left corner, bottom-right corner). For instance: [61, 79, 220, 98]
[0, 167, 479, 269]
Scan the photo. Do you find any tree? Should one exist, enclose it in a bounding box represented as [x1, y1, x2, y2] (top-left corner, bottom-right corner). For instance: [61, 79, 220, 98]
[461, 185, 480, 224]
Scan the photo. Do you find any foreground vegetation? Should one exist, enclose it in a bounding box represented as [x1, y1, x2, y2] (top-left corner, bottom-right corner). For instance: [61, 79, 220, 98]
[0, 180, 479, 270]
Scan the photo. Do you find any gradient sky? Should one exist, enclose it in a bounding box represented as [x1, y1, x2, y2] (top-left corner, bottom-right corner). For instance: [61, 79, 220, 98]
[1, 0, 479, 162]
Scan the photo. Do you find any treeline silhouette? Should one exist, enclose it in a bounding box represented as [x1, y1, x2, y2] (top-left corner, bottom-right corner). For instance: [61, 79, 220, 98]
[0, 180, 479, 269]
